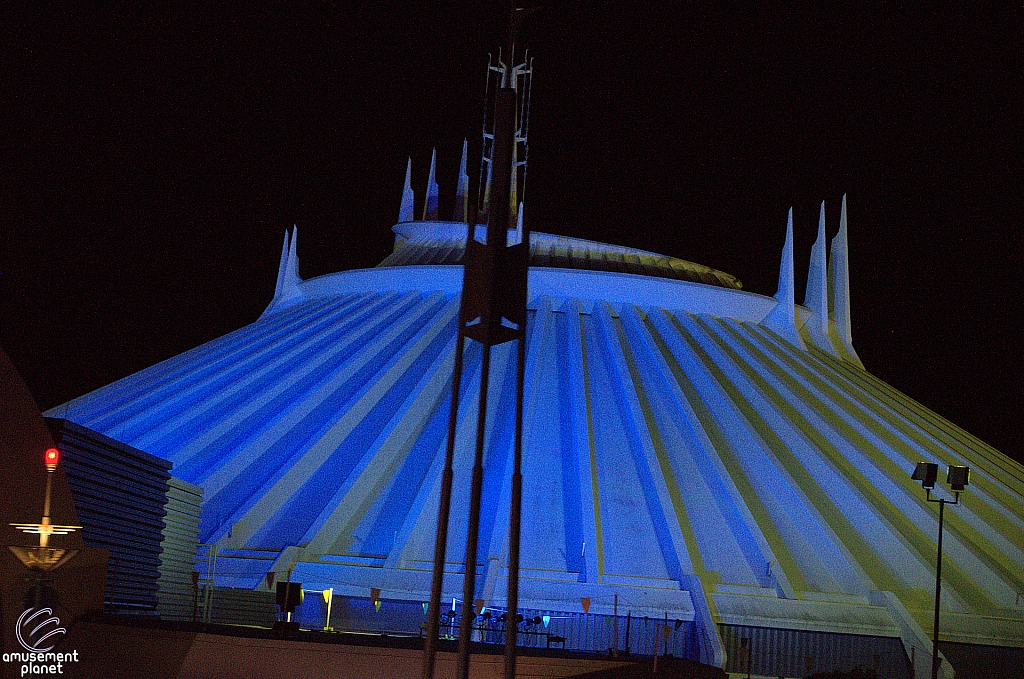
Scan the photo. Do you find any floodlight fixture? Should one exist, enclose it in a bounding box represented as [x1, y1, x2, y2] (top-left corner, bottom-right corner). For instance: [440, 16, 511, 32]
[947, 465, 970, 492]
[911, 462, 971, 679]
[911, 462, 938, 489]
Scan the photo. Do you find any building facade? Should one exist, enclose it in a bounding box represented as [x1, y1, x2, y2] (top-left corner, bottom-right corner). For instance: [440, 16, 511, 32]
[48, 195, 1024, 677]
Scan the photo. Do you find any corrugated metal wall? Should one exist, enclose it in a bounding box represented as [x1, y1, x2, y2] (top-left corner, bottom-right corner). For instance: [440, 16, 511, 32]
[720, 624, 910, 679]
[156, 477, 203, 620]
[47, 417, 171, 613]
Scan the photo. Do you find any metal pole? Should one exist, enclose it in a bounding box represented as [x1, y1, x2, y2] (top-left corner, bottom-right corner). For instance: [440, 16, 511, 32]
[931, 498, 945, 679]
[423, 331, 468, 679]
[613, 593, 618, 656]
[40, 471, 54, 547]
[457, 342, 493, 679]
[652, 625, 659, 676]
[625, 611, 632, 655]
[503, 331, 527, 679]
[42, 470, 54, 521]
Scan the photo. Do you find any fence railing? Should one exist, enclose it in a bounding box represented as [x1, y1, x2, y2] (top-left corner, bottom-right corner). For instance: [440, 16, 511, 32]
[165, 582, 700, 661]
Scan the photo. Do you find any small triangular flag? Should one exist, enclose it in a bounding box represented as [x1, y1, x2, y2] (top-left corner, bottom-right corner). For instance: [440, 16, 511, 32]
[375, 600, 382, 613]
[423, 602, 429, 614]
[581, 597, 591, 614]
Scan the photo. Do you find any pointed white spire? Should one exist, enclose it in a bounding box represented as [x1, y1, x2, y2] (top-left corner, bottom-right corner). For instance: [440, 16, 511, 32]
[803, 202, 835, 354]
[454, 139, 469, 223]
[273, 229, 290, 299]
[423, 148, 439, 220]
[828, 194, 862, 365]
[281, 225, 301, 292]
[262, 225, 305, 318]
[763, 209, 807, 349]
[829, 194, 851, 344]
[398, 158, 415, 223]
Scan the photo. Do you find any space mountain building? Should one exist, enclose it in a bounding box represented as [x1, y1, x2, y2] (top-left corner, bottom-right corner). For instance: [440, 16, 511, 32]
[49, 152, 1024, 675]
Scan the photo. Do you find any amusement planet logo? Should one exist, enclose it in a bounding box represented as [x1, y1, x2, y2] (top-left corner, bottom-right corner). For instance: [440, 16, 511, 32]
[3, 608, 79, 676]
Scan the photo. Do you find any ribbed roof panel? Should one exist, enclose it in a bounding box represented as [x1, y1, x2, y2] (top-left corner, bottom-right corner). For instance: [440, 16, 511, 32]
[49, 266, 1024, 653]
[383, 221, 743, 289]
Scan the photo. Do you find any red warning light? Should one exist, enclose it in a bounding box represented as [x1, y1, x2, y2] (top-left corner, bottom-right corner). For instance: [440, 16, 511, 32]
[45, 448, 60, 467]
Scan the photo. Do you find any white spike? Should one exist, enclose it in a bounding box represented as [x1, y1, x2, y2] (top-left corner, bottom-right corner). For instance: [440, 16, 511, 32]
[763, 209, 806, 349]
[828, 194, 862, 365]
[282, 225, 301, 290]
[273, 229, 290, 299]
[454, 139, 469, 223]
[423, 148, 439, 220]
[261, 225, 304, 317]
[829, 195, 851, 343]
[804, 202, 835, 354]
[398, 158, 415, 223]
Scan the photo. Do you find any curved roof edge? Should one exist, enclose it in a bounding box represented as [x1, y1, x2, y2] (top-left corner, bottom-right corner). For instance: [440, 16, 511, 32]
[384, 221, 743, 290]
[266, 264, 795, 323]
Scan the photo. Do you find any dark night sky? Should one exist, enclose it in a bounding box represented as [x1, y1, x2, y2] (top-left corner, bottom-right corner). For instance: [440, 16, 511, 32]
[1, 4, 1021, 464]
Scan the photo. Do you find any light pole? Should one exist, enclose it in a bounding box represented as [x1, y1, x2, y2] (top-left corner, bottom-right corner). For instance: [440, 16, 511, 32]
[911, 462, 970, 679]
[9, 447, 81, 573]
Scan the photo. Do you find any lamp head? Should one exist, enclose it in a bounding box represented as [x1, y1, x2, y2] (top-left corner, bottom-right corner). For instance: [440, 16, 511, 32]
[911, 462, 938, 489]
[947, 465, 970, 492]
[44, 447, 60, 472]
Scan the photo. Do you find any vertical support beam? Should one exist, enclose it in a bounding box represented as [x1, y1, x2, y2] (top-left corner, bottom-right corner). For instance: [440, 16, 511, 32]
[422, 332, 467, 679]
[504, 315, 527, 679]
[456, 343, 493, 679]
[487, 88, 517, 250]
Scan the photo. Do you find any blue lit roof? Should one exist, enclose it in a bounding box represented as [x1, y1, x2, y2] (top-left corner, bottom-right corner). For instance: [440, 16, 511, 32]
[47, 215, 1024, 661]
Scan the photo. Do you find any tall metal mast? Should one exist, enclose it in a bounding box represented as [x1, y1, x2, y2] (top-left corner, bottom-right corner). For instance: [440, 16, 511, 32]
[421, 5, 533, 679]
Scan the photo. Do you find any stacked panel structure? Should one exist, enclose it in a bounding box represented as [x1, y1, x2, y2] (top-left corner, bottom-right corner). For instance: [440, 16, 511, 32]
[156, 477, 204, 621]
[47, 418, 172, 613]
